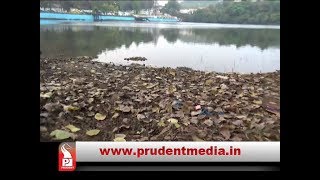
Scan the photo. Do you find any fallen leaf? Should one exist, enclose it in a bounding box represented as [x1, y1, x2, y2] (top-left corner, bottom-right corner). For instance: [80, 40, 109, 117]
[75, 116, 83, 120]
[203, 119, 213, 126]
[169, 70, 176, 76]
[112, 113, 119, 119]
[119, 125, 130, 130]
[152, 107, 160, 113]
[230, 136, 242, 141]
[112, 127, 118, 133]
[114, 137, 126, 142]
[157, 120, 166, 127]
[168, 85, 177, 94]
[174, 123, 181, 128]
[119, 105, 131, 112]
[40, 92, 53, 98]
[216, 75, 229, 80]
[40, 126, 47, 132]
[191, 110, 201, 116]
[192, 135, 205, 141]
[146, 84, 157, 89]
[44, 103, 60, 112]
[197, 130, 207, 138]
[167, 118, 178, 124]
[95, 113, 107, 121]
[220, 84, 228, 90]
[236, 115, 247, 119]
[137, 114, 146, 120]
[115, 134, 126, 138]
[63, 105, 80, 112]
[65, 124, 81, 132]
[122, 86, 132, 91]
[220, 128, 231, 140]
[205, 79, 214, 86]
[86, 129, 100, 136]
[232, 120, 243, 126]
[253, 100, 262, 105]
[183, 121, 190, 126]
[87, 112, 95, 117]
[50, 130, 71, 140]
[87, 98, 94, 103]
[190, 117, 198, 124]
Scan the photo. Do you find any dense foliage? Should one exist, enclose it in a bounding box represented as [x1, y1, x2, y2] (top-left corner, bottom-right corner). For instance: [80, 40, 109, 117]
[179, 1, 280, 25]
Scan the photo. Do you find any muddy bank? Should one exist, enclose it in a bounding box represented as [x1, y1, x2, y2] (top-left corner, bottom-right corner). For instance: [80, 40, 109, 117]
[40, 56, 280, 142]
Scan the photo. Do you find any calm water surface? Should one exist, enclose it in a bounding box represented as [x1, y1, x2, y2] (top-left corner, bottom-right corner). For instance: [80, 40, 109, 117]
[40, 20, 280, 73]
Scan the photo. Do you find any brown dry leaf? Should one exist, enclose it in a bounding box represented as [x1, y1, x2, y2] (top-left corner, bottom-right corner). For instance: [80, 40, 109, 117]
[169, 70, 176, 76]
[122, 86, 132, 91]
[87, 112, 95, 117]
[192, 135, 205, 141]
[205, 79, 214, 86]
[190, 117, 198, 124]
[119, 125, 130, 130]
[40, 92, 53, 98]
[146, 83, 157, 89]
[87, 98, 94, 103]
[158, 100, 167, 109]
[119, 105, 131, 112]
[168, 85, 177, 94]
[75, 116, 83, 120]
[137, 114, 146, 120]
[112, 127, 119, 133]
[216, 75, 229, 80]
[220, 128, 231, 140]
[220, 84, 228, 90]
[197, 130, 207, 138]
[253, 100, 262, 105]
[152, 107, 160, 113]
[191, 110, 201, 116]
[236, 115, 247, 119]
[44, 103, 60, 112]
[232, 120, 243, 126]
[203, 119, 213, 126]
[230, 136, 242, 141]
[112, 113, 119, 119]
[63, 105, 80, 112]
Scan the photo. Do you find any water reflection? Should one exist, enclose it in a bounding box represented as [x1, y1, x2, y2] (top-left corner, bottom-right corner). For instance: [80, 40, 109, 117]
[40, 23, 279, 73]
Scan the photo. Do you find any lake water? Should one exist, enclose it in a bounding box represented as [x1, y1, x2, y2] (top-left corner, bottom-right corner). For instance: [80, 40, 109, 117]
[40, 20, 280, 73]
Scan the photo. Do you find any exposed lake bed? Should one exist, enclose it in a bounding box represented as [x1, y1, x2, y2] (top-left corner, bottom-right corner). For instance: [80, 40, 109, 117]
[40, 56, 280, 141]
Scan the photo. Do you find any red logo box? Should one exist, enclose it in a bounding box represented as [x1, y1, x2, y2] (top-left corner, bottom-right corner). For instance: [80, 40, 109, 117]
[58, 142, 76, 171]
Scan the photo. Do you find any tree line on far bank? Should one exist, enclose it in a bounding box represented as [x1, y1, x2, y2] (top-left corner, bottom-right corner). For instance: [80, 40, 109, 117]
[40, 0, 280, 25]
[169, 1, 280, 25]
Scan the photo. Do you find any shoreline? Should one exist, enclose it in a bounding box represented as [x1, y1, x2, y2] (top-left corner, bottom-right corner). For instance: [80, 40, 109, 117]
[40, 56, 280, 142]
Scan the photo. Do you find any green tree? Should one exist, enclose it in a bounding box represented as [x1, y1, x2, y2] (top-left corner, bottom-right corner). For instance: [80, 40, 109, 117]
[178, 1, 280, 25]
[60, 1, 73, 12]
[161, 0, 181, 16]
